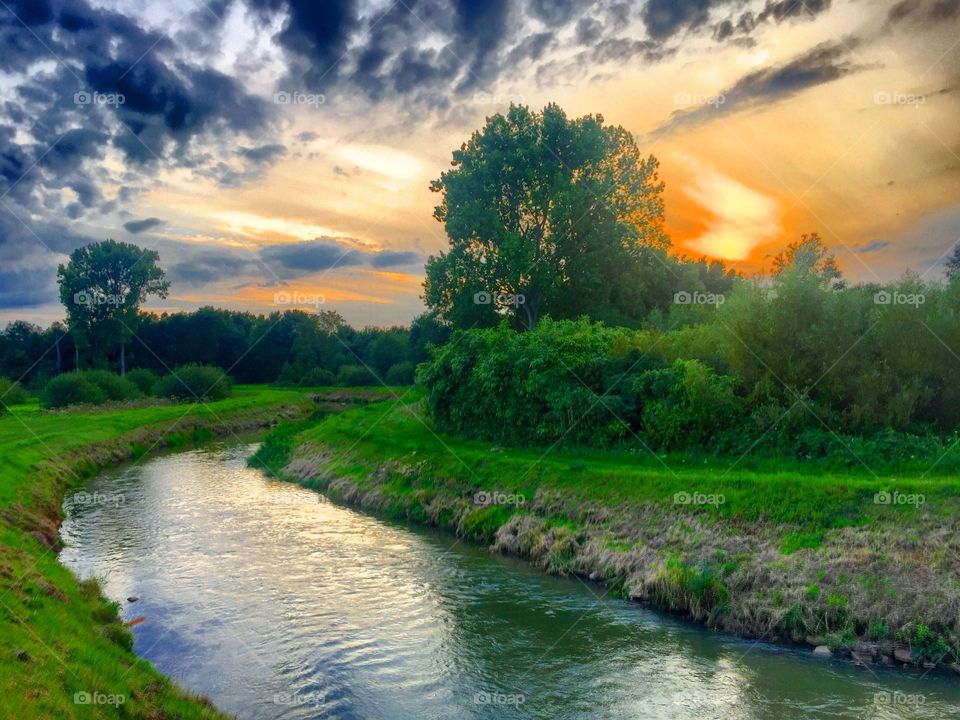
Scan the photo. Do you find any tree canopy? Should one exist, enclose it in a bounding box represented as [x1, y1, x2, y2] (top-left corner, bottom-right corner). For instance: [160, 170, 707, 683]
[424, 103, 669, 330]
[57, 240, 169, 374]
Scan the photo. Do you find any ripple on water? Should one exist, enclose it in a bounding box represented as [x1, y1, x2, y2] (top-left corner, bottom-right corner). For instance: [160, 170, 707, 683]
[59, 443, 960, 720]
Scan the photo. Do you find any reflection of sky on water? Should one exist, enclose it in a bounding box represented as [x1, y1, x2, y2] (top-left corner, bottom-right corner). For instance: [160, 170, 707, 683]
[60, 444, 960, 720]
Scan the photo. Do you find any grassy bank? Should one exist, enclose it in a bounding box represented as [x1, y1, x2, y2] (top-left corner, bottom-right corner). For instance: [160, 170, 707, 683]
[0, 385, 336, 719]
[265, 392, 960, 673]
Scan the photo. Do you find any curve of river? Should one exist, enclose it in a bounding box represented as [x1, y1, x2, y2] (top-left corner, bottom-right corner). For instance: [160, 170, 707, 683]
[59, 442, 960, 719]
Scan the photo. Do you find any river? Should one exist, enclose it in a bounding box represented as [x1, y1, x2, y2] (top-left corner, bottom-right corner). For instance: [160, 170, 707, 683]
[59, 442, 960, 719]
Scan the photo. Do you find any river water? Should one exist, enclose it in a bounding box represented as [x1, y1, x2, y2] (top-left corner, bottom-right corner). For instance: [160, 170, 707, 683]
[59, 443, 960, 719]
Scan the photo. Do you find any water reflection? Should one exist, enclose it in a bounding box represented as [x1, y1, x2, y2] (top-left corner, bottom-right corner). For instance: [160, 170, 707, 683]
[60, 444, 960, 719]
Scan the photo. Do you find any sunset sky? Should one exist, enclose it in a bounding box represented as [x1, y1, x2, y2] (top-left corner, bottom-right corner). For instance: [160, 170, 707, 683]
[1, 0, 958, 327]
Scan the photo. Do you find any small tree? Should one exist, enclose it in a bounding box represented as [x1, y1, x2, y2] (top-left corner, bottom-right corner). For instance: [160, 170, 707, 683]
[772, 232, 843, 288]
[57, 240, 169, 375]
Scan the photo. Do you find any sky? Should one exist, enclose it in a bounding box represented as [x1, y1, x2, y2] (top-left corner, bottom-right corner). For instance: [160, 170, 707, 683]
[0, 0, 958, 327]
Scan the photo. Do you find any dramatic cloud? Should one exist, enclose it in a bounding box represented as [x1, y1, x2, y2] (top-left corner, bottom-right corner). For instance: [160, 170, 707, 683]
[123, 217, 164, 234]
[370, 250, 424, 268]
[260, 238, 365, 277]
[656, 39, 867, 134]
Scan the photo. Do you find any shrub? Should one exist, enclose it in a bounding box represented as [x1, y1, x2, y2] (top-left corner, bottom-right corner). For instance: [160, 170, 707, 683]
[337, 364, 380, 386]
[83, 370, 142, 401]
[42, 373, 107, 408]
[299, 367, 336, 387]
[0, 377, 30, 410]
[385, 361, 416, 385]
[125, 368, 159, 395]
[155, 364, 233, 401]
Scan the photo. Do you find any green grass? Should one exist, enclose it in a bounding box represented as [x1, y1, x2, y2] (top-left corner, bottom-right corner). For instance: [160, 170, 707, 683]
[0, 385, 319, 719]
[267, 393, 960, 661]
[283, 391, 960, 535]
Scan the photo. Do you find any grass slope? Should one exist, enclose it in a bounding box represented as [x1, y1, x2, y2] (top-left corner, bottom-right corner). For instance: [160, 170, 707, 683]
[0, 385, 322, 719]
[268, 391, 960, 671]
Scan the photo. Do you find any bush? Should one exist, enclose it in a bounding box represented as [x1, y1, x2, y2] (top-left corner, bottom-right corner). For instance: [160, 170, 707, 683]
[42, 373, 107, 408]
[337, 365, 380, 386]
[417, 318, 660, 447]
[385, 361, 416, 385]
[83, 370, 142, 402]
[0, 377, 30, 410]
[155, 364, 233, 401]
[298, 367, 336, 387]
[125, 368, 159, 395]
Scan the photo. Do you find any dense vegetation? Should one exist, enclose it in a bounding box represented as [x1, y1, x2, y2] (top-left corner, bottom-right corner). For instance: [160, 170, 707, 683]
[424, 103, 735, 330]
[419, 241, 960, 462]
[0, 308, 449, 393]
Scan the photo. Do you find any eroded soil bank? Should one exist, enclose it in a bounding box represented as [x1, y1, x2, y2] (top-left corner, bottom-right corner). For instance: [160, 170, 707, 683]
[275, 400, 960, 677]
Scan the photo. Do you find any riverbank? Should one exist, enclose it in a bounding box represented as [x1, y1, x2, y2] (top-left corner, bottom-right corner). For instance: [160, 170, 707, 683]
[0, 386, 387, 719]
[268, 393, 960, 674]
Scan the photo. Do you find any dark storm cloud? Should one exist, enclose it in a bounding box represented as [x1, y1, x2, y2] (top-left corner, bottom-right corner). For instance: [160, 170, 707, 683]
[166, 249, 263, 285]
[0, 0, 274, 203]
[244, 0, 611, 109]
[260, 238, 365, 277]
[370, 250, 424, 268]
[655, 39, 867, 134]
[123, 217, 165, 234]
[238, 144, 287, 163]
[713, 0, 833, 43]
[641, 0, 716, 40]
[164, 239, 424, 287]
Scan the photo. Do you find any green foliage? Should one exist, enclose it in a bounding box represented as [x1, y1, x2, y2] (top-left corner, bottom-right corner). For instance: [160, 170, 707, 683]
[910, 623, 951, 663]
[385, 361, 416, 385]
[248, 420, 314, 476]
[155, 364, 232, 401]
[0, 377, 29, 410]
[42, 373, 107, 408]
[425, 103, 670, 330]
[56, 240, 169, 372]
[125, 368, 159, 395]
[336, 365, 380, 386]
[83, 370, 143, 401]
[418, 317, 742, 449]
[636, 359, 742, 448]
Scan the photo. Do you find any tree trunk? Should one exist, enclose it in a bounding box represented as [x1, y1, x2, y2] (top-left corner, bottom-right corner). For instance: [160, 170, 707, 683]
[55, 334, 62, 373]
[75, 346, 79, 370]
[521, 299, 538, 331]
[120, 342, 126, 376]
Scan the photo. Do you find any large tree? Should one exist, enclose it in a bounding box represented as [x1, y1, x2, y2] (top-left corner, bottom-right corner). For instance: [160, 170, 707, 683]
[57, 240, 169, 374]
[424, 103, 668, 330]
